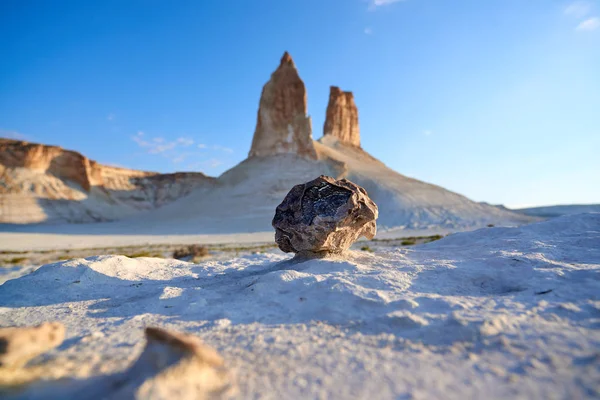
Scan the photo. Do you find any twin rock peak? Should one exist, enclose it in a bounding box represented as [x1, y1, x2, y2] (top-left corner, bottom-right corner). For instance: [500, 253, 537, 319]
[249, 52, 360, 160]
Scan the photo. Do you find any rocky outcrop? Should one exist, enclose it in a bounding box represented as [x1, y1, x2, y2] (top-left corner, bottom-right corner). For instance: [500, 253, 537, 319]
[0, 139, 215, 223]
[272, 176, 378, 255]
[0, 139, 153, 192]
[0, 139, 110, 192]
[323, 86, 360, 147]
[248, 52, 317, 160]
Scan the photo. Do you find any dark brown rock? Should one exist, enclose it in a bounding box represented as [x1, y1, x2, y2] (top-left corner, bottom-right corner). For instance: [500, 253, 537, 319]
[323, 86, 360, 147]
[272, 176, 378, 255]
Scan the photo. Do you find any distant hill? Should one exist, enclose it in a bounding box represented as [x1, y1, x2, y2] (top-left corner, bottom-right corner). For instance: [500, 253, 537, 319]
[511, 204, 600, 219]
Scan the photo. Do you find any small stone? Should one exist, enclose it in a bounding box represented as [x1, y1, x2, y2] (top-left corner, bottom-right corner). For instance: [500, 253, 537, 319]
[0, 326, 232, 399]
[112, 327, 231, 399]
[272, 175, 378, 255]
[0, 322, 65, 368]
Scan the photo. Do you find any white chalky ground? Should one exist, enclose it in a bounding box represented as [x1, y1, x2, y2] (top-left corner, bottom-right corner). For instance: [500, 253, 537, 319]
[0, 213, 599, 399]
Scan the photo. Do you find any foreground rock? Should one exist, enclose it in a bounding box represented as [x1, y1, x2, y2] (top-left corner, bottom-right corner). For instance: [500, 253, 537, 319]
[109, 327, 231, 399]
[0, 326, 231, 400]
[272, 175, 378, 255]
[323, 86, 361, 147]
[248, 52, 318, 160]
[0, 322, 65, 368]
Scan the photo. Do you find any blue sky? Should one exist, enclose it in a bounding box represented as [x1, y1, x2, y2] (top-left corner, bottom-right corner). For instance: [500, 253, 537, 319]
[1, 0, 598, 208]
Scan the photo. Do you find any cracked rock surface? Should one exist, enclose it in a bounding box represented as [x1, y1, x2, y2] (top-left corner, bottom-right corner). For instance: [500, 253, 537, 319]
[272, 175, 378, 255]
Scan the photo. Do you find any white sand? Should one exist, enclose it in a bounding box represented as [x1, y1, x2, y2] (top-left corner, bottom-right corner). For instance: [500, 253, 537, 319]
[0, 231, 274, 252]
[0, 213, 598, 399]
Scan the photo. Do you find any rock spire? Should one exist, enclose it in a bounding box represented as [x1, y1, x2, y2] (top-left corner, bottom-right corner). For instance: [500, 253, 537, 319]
[323, 86, 360, 147]
[248, 52, 317, 159]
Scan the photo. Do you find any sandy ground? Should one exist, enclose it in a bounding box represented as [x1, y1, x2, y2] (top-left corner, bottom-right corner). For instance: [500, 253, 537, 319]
[0, 213, 599, 399]
[0, 231, 275, 252]
[0, 235, 444, 285]
[0, 224, 451, 252]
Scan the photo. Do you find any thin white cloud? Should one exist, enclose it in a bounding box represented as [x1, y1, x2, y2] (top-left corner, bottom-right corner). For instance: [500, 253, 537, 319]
[172, 154, 187, 164]
[132, 132, 195, 154]
[132, 131, 151, 148]
[176, 138, 194, 147]
[196, 143, 232, 153]
[149, 143, 177, 154]
[132, 132, 172, 154]
[0, 129, 28, 141]
[212, 145, 233, 153]
[576, 16, 600, 31]
[132, 131, 232, 168]
[364, 27, 373, 35]
[423, 130, 433, 136]
[368, 0, 406, 10]
[206, 158, 223, 168]
[564, 1, 592, 18]
[186, 158, 224, 170]
[107, 113, 116, 121]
